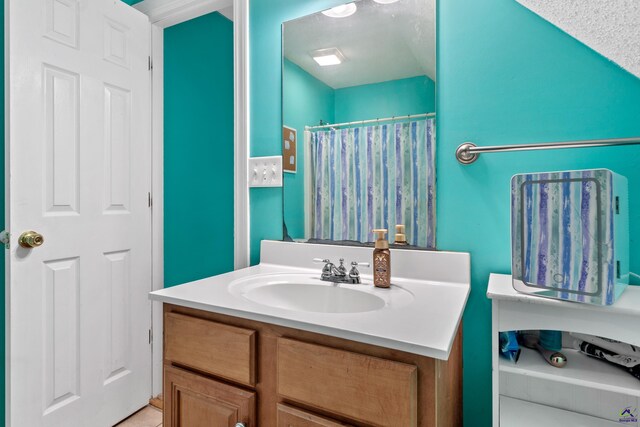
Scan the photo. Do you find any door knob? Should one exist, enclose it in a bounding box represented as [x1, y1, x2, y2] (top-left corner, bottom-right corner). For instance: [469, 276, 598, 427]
[18, 231, 44, 248]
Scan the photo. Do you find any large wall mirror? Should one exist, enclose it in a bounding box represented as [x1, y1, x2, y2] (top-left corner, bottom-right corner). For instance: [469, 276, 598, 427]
[282, 0, 436, 248]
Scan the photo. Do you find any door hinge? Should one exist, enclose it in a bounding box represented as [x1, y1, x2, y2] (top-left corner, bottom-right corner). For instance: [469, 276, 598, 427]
[149, 328, 153, 345]
[148, 192, 153, 208]
[148, 56, 153, 71]
[0, 231, 10, 249]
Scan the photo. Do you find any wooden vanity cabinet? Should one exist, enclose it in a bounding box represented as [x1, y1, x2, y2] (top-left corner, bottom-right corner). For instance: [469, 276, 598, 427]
[163, 304, 462, 427]
[164, 365, 256, 427]
[277, 404, 351, 427]
[277, 338, 417, 426]
[164, 312, 256, 386]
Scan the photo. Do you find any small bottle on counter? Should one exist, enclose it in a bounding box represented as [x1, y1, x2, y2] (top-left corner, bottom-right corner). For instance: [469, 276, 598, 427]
[394, 224, 408, 246]
[372, 229, 391, 288]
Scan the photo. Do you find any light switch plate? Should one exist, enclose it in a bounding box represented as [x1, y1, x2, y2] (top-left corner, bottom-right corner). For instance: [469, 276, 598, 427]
[248, 156, 283, 188]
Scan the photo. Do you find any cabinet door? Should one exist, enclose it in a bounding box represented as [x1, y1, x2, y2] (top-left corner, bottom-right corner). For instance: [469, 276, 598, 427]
[164, 365, 255, 427]
[277, 338, 417, 426]
[277, 404, 351, 427]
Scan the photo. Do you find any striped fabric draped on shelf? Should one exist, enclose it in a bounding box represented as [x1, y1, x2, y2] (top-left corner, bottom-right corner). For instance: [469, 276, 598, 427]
[308, 118, 436, 248]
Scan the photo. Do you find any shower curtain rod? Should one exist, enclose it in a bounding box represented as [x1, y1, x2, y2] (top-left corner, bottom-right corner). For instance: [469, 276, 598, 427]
[455, 137, 640, 164]
[305, 112, 435, 131]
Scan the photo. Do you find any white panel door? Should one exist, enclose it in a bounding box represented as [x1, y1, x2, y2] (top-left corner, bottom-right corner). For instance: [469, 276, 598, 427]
[7, 0, 152, 426]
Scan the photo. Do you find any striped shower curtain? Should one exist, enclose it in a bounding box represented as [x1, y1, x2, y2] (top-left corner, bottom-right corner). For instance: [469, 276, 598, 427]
[309, 118, 436, 248]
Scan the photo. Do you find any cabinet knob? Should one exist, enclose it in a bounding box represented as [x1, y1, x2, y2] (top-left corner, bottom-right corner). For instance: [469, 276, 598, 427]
[235, 423, 246, 427]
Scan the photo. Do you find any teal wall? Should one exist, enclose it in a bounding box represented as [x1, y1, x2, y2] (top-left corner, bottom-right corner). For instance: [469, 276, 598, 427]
[334, 76, 435, 123]
[250, 0, 346, 264]
[438, 1, 640, 425]
[282, 59, 335, 239]
[164, 12, 235, 286]
[252, 0, 640, 425]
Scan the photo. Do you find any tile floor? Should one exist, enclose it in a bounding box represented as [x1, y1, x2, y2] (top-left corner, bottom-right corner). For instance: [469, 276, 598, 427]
[114, 405, 162, 427]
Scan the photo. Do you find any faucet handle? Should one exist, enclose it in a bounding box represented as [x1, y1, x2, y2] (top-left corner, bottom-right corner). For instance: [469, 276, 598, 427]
[348, 261, 370, 284]
[314, 258, 334, 277]
[351, 261, 370, 268]
[349, 261, 370, 276]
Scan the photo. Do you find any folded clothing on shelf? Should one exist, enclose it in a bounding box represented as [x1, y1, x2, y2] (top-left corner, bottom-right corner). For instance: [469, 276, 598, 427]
[573, 336, 640, 381]
[571, 332, 639, 358]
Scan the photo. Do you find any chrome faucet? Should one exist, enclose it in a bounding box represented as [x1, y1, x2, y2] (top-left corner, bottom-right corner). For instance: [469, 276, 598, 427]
[313, 258, 370, 284]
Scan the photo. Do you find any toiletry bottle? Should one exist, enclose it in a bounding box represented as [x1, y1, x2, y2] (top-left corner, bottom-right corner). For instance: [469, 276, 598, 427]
[372, 229, 391, 288]
[394, 224, 408, 246]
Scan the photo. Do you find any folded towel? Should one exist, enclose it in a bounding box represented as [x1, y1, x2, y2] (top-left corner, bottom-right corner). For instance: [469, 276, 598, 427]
[499, 331, 521, 363]
[570, 332, 639, 359]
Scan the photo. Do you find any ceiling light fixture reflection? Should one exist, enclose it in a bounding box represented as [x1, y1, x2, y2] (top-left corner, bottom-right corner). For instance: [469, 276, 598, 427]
[311, 48, 346, 66]
[321, 3, 357, 18]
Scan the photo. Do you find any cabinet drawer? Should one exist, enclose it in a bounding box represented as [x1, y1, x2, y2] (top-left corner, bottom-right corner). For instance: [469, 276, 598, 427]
[165, 312, 256, 386]
[164, 365, 255, 427]
[277, 338, 417, 427]
[277, 403, 351, 427]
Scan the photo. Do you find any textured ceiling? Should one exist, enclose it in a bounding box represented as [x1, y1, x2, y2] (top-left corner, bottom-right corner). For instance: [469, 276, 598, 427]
[133, 0, 232, 26]
[516, 0, 640, 78]
[283, 0, 435, 89]
[218, 6, 233, 20]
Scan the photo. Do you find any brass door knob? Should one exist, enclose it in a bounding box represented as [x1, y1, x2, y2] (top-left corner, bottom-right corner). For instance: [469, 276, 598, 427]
[19, 231, 44, 248]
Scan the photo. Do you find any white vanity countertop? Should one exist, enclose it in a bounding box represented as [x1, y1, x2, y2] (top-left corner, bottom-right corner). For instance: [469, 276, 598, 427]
[150, 241, 471, 360]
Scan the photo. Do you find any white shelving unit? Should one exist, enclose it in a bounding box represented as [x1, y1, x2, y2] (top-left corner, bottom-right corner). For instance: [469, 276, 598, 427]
[488, 274, 640, 426]
[499, 396, 621, 427]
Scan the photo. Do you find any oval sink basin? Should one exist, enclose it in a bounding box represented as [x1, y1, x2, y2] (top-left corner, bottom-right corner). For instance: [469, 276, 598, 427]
[242, 282, 385, 313]
[229, 273, 413, 314]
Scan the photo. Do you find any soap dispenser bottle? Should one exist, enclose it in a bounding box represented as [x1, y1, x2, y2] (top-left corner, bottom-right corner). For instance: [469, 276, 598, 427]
[372, 229, 391, 288]
[394, 224, 408, 246]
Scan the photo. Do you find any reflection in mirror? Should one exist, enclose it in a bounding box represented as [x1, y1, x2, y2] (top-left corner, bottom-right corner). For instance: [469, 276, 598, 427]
[282, 0, 436, 248]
